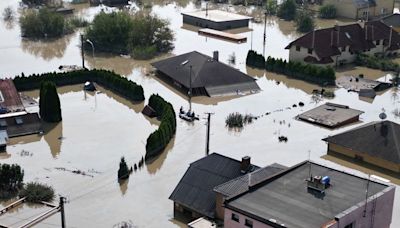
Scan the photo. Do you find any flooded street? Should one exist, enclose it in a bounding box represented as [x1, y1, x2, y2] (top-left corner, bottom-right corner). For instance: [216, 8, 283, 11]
[0, 0, 400, 227]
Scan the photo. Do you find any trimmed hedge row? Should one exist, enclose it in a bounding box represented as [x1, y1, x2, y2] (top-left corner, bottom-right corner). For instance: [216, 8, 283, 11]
[145, 94, 176, 160]
[355, 53, 400, 72]
[13, 69, 145, 101]
[246, 50, 336, 86]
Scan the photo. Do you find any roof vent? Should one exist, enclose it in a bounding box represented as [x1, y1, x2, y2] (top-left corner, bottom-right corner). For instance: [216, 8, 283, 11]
[213, 51, 219, 62]
[307, 175, 330, 193]
[240, 156, 251, 173]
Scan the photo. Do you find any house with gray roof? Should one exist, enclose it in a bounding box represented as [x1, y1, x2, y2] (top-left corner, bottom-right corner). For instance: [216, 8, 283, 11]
[224, 161, 395, 228]
[151, 51, 260, 97]
[323, 120, 400, 173]
[322, 0, 394, 20]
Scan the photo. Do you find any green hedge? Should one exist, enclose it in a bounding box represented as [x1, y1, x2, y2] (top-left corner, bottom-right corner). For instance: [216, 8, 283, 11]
[355, 53, 400, 72]
[246, 50, 336, 86]
[145, 94, 176, 160]
[13, 69, 145, 102]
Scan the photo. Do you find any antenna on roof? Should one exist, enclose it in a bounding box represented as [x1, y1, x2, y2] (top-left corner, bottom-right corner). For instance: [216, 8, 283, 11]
[308, 150, 312, 179]
[363, 174, 371, 217]
[205, 2, 208, 17]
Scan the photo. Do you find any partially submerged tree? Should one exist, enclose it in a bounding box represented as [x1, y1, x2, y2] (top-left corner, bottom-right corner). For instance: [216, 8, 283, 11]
[118, 157, 130, 180]
[20, 8, 65, 38]
[39, 81, 62, 122]
[0, 163, 24, 195]
[3, 6, 14, 21]
[277, 0, 296, 20]
[19, 182, 55, 203]
[319, 4, 337, 19]
[296, 11, 315, 33]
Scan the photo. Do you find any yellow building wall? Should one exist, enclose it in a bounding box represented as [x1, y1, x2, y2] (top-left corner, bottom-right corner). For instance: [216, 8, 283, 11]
[328, 143, 400, 173]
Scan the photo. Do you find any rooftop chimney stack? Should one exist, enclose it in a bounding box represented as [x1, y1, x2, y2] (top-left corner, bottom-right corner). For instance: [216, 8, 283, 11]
[213, 51, 219, 62]
[241, 156, 251, 173]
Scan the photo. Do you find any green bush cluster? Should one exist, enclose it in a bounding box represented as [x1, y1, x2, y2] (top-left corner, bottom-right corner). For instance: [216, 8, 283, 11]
[118, 157, 130, 179]
[277, 0, 296, 20]
[145, 94, 176, 160]
[246, 50, 336, 85]
[85, 11, 174, 59]
[246, 50, 265, 68]
[40, 81, 62, 122]
[13, 69, 145, 101]
[355, 54, 400, 72]
[19, 182, 55, 203]
[296, 11, 314, 33]
[0, 163, 24, 194]
[20, 8, 65, 38]
[319, 4, 337, 19]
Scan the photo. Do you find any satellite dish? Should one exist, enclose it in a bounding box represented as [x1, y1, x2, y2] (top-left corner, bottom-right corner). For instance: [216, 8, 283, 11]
[379, 108, 387, 120]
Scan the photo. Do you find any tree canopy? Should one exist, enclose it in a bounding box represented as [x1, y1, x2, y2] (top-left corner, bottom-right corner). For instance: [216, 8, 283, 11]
[20, 8, 65, 38]
[39, 81, 62, 122]
[319, 4, 337, 19]
[85, 11, 174, 59]
[0, 163, 24, 193]
[277, 0, 297, 20]
[296, 11, 315, 33]
[118, 157, 130, 179]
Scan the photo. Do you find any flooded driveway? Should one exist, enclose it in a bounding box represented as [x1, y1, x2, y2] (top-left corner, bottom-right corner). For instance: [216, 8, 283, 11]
[0, 0, 400, 227]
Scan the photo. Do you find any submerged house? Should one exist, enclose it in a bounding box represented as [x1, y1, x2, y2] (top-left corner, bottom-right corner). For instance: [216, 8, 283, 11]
[224, 161, 395, 228]
[322, 0, 394, 20]
[285, 21, 400, 66]
[323, 120, 400, 173]
[182, 10, 252, 30]
[151, 51, 260, 97]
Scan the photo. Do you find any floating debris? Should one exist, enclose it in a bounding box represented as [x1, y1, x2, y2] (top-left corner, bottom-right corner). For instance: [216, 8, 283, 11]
[299, 102, 304, 107]
[278, 136, 288, 143]
[54, 167, 94, 177]
[225, 112, 255, 128]
[292, 104, 297, 108]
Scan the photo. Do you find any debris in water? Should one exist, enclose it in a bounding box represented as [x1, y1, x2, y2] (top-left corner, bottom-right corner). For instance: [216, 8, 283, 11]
[298, 102, 304, 107]
[278, 136, 288, 142]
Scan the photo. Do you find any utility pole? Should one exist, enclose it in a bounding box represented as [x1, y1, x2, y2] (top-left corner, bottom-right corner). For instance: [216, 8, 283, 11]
[205, 112, 214, 156]
[263, 11, 267, 57]
[189, 65, 192, 112]
[59, 196, 66, 228]
[81, 34, 85, 69]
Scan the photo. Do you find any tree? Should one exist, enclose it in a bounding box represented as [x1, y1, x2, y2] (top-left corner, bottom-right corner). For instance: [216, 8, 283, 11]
[3, 6, 14, 21]
[20, 8, 65, 38]
[277, 0, 296, 20]
[319, 4, 337, 19]
[39, 81, 62, 122]
[265, 0, 278, 15]
[0, 164, 24, 192]
[296, 11, 314, 33]
[19, 182, 54, 203]
[118, 157, 130, 179]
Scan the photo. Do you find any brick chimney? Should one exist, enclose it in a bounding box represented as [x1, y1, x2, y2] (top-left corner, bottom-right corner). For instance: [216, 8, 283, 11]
[241, 156, 251, 173]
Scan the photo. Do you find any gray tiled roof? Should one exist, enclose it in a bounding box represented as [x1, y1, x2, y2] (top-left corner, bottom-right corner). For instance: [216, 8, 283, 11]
[169, 153, 258, 218]
[323, 120, 400, 164]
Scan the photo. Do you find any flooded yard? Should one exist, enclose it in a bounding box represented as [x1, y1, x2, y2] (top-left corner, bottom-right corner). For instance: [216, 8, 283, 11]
[0, 0, 400, 227]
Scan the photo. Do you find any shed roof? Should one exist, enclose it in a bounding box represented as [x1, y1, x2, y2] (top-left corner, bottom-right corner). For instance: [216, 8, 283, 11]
[169, 153, 258, 218]
[336, 76, 391, 92]
[225, 161, 390, 228]
[182, 10, 252, 23]
[323, 120, 400, 164]
[296, 102, 364, 128]
[151, 51, 260, 95]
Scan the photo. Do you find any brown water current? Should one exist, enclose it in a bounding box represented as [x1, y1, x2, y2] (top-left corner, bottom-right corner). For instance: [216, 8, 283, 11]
[0, 1, 400, 227]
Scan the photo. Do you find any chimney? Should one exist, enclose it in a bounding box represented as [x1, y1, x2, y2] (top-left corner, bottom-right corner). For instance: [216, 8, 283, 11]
[330, 30, 333, 47]
[365, 25, 368, 40]
[336, 25, 340, 47]
[240, 156, 251, 173]
[213, 51, 219, 61]
[388, 26, 393, 50]
[311, 29, 316, 50]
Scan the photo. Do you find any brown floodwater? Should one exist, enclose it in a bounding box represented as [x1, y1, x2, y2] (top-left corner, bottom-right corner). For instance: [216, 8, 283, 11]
[0, 1, 400, 227]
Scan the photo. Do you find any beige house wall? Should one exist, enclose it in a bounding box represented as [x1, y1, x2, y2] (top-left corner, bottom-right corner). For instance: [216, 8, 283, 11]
[323, 0, 358, 19]
[328, 143, 400, 173]
[323, 0, 394, 19]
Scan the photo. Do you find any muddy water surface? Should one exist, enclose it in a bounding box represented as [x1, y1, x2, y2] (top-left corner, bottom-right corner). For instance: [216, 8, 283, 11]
[1, 1, 400, 227]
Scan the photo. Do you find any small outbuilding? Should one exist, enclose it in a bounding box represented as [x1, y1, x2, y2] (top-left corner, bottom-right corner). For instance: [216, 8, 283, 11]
[336, 76, 392, 92]
[323, 120, 400, 173]
[296, 102, 364, 128]
[151, 51, 260, 97]
[182, 9, 252, 31]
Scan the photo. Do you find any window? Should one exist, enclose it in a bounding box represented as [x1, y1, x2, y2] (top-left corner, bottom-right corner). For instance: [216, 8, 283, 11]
[231, 213, 240, 222]
[296, 46, 300, 52]
[245, 219, 253, 228]
[376, 40, 381, 45]
[344, 222, 354, 228]
[308, 48, 313, 54]
[15, 117, 23, 125]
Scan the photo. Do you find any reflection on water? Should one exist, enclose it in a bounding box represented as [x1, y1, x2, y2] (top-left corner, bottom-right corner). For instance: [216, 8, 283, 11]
[43, 122, 63, 158]
[21, 34, 73, 61]
[146, 136, 175, 174]
[118, 178, 129, 195]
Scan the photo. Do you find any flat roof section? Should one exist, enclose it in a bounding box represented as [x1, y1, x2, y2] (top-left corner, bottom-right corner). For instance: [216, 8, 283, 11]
[182, 10, 252, 23]
[226, 161, 389, 228]
[296, 102, 364, 128]
[336, 76, 391, 92]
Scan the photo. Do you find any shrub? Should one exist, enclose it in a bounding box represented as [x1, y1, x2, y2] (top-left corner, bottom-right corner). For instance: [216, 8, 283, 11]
[118, 157, 130, 179]
[13, 69, 145, 102]
[40, 81, 62, 122]
[132, 45, 157, 60]
[296, 11, 314, 33]
[145, 94, 176, 160]
[266, 0, 278, 15]
[246, 50, 265, 68]
[0, 164, 24, 193]
[20, 8, 65, 38]
[3, 6, 14, 21]
[355, 54, 400, 72]
[277, 0, 296, 20]
[319, 4, 337, 19]
[68, 16, 89, 28]
[19, 182, 54, 203]
[225, 113, 255, 128]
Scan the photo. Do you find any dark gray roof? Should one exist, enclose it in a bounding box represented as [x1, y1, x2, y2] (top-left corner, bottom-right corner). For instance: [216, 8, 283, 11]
[169, 153, 259, 218]
[225, 161, 389, 228]
[381, 13, 400, 28]
[214, 163, 287, 198]
[297, 103, 364, 128]
[0, 113, 42, 137]
[323, 120, 400, 164]
[151, 51, 260, 91]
